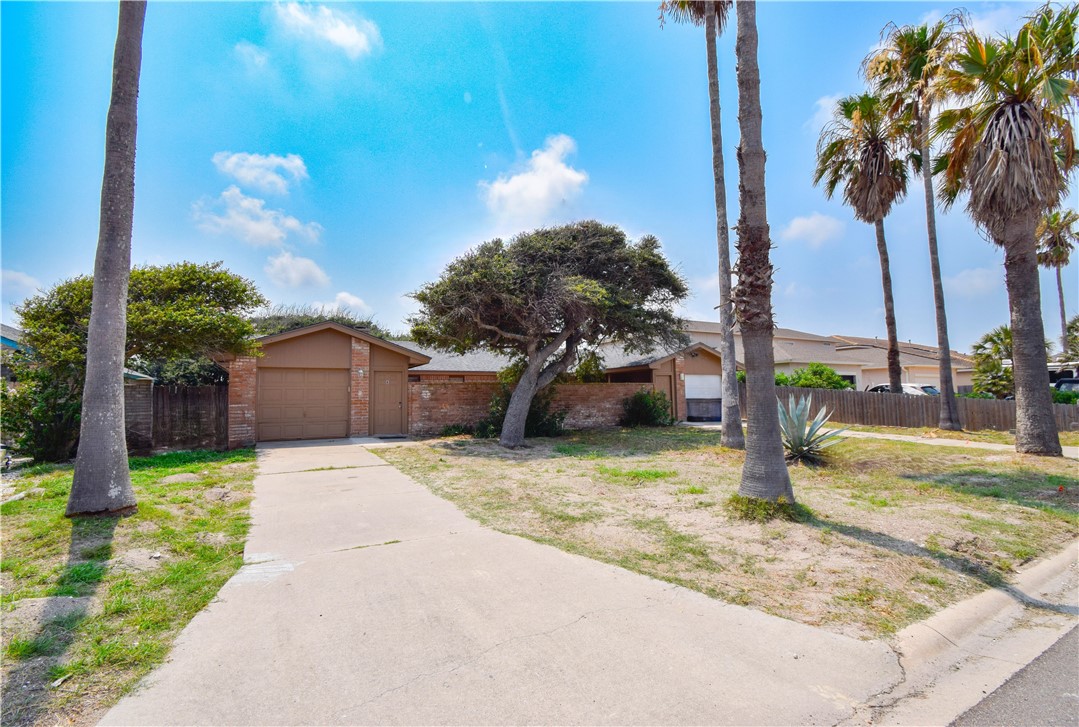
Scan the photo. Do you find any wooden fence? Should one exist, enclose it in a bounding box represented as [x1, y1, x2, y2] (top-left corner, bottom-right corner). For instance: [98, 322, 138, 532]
[150, 385, 228, 451]
[739, 384, 1079, 433]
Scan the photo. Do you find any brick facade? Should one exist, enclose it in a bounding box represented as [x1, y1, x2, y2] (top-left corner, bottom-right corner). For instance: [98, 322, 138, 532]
[350, 339, 371, 436]
[673, 354, 687, 422]
[225, 356, 258, 448]
[407, 381, 666, 436]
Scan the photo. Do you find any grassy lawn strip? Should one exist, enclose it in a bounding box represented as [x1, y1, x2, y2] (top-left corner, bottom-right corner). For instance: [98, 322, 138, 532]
[839, 423, 1079, 448]
[1, 449, 256, 727]
[377, 428, 1077, 640]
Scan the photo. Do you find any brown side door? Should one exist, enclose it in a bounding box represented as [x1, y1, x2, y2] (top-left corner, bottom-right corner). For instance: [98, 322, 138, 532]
[371, 370, 405, 435]
[654, 373, 676, 419]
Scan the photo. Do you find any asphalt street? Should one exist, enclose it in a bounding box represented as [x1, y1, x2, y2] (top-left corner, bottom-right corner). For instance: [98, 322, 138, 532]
[952, 625, 1079, 727]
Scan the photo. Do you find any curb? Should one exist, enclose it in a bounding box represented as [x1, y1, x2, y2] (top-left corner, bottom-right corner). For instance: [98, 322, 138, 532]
[842, 538, 1079, 725]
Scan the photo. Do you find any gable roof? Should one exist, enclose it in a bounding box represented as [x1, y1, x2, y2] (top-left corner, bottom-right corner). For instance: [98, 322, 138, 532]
[830, 334, 975, 366]
[407, 346, 514, 373]
[598, 341, 732, 371]
[256, 321, 431, 366]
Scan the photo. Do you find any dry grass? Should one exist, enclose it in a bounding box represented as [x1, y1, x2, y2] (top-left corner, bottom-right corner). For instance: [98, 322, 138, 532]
[377, 427, 1077, 640]
[1, 450, 256, 727]
[840, 423, 1079, 447]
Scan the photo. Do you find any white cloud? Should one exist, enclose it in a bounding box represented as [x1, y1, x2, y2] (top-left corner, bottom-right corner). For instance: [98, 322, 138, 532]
[944, 266, 999, 299]
[235, 40, 270, 71]
[193, 186, 322, 247]
[272, 2, 382, 60]
[264, 251, 330, 288]
[313, 291, 372, 314]
[212, 151, 308, 195]
[479, 134, 589, 228]
[806, 94, 841, 133]
[2, 270, 41, 293]
[779, 212, 845, 249]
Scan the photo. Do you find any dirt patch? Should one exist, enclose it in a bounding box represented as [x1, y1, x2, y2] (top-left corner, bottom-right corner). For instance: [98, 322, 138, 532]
[108, 548, 167, 573]
[203, 487, 232, 503]
[161, 473, 201, 484]
[2, 597, 97, 639]
[195, 532, 229, 547]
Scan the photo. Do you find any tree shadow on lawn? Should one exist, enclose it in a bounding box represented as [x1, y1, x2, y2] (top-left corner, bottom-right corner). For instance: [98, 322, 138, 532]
[806, 515, 1078, 617]
[430, 426, 730, 462]
[1, 515, 121, 727]
[900, 469, 1079, 515]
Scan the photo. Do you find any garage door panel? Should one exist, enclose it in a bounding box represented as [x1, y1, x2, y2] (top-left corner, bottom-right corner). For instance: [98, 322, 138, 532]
[257, 368, 350, 442]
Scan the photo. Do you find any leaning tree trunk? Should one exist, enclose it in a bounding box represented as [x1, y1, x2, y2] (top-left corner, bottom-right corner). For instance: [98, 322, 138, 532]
[920, 114, 962, 429]
[873, 219, 903, 395]
[1056, 266, 1068, 357]
[705, 3, 744, 450]
[732, 0, 793, 503]
[67, 1, 147, 517]
[1002, 211, 1062, 456]
[500, 361, 540, 449]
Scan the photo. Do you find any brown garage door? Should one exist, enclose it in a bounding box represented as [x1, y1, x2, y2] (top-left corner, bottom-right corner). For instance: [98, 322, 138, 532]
[257, 368, 350, 441]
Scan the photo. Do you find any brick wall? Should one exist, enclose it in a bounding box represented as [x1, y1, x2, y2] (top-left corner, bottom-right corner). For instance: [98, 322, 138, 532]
[225, 356, 257, 448]
[673, 355, 687, 421]
[407, 381, 656, 436]
[350, 339, 371, 437]
[124, 380, 154, 454]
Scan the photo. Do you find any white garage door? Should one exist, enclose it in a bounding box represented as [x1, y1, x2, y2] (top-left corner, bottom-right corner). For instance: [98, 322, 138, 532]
[685, 374, 722, 399]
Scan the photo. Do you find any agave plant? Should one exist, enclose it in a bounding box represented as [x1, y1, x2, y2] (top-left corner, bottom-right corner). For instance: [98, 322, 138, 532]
[777, 394, 846, 464]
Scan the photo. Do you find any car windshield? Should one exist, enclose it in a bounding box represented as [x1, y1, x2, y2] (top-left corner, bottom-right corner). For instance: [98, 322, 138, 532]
[1060, 382, 1079, 392]
[920, 386, 940, 395]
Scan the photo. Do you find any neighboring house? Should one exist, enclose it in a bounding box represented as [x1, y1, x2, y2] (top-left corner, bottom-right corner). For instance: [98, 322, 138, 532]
[2, 323, 24, 383]
[681, 320, 974, 391]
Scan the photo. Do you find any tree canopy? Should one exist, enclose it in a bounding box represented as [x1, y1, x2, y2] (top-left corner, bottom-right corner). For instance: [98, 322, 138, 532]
[409, 220, 689, 447]
[18, 261, 266, 371]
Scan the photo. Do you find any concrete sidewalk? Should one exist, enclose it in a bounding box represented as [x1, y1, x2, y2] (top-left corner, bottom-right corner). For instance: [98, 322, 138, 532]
[102, 440, 900, 726]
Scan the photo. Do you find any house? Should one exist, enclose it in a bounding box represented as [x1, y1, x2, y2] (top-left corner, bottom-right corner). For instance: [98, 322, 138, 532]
[681, 320, 974, 391]
[215, 322, 731, 445]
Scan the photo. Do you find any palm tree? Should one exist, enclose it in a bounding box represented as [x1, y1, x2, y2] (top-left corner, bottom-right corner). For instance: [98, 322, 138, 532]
[1036, 208, 1078, 356]
[866, 19, 963, 430]
[68, 1, 147, 516]
[660, 0, 744, 450]
[731, 0, 793, 503]
[814, 93, 908, 395]
[937, 5, 1077, 456]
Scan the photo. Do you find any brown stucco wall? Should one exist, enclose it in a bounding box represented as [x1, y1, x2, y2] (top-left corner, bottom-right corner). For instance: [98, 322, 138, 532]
[683, 350, 723, 375]
[259, 329, 351, 368]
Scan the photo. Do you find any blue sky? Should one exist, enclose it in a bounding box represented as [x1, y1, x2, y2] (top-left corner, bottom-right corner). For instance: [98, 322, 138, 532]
[2, 1, 1075, 352]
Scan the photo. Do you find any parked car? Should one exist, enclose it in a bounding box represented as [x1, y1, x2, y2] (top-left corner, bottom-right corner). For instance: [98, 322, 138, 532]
[865, 383, 940, 396]
[1053, 378, 1079, 393]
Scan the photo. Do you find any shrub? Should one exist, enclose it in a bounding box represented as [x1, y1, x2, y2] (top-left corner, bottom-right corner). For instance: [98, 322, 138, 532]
[439, 423, 475, 436]
[473, 384, 566, 439]
[725, 493, 813, 522]
[620, 389, 675, 427]
[1052, 389, 1079, 405]
[785, 362, 854, 390]
[0, 352, 82, 461]
[958, 390, 995, 399]
[574, 351, 606, 383]
[777, 393, 846, 464]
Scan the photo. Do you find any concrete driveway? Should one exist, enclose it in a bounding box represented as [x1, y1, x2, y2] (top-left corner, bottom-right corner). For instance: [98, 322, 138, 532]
[103, 440, 900, 726]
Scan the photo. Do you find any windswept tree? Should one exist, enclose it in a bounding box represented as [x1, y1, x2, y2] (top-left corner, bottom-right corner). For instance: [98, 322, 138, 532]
[814, 93, 908, 395]
[660, 0, 744, 450]
[937, 5, 1077, 455]
[731, 0, 793, 503]
[1036, 208, 1078, 356]
[866, 18, 963, 429]
[410, 221, 689, 448]
[68, 2, 148, 516]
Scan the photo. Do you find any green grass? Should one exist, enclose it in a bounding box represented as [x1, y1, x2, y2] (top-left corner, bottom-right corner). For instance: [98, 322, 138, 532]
[725, 493, 814, 522]
[595, 464, 676, 485]
[0, 448, 256, 727]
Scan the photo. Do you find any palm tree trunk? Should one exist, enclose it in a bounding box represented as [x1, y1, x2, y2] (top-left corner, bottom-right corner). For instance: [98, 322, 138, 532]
[1056, 266, 1068, 357]
[920, 115, 961, 429]
[67, 1, 146, 516]
[733, 0, 793, 503]
[705, 3, 744, 450]
[873, 219, 903, 394]
[1001, 211, 1062, 456]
